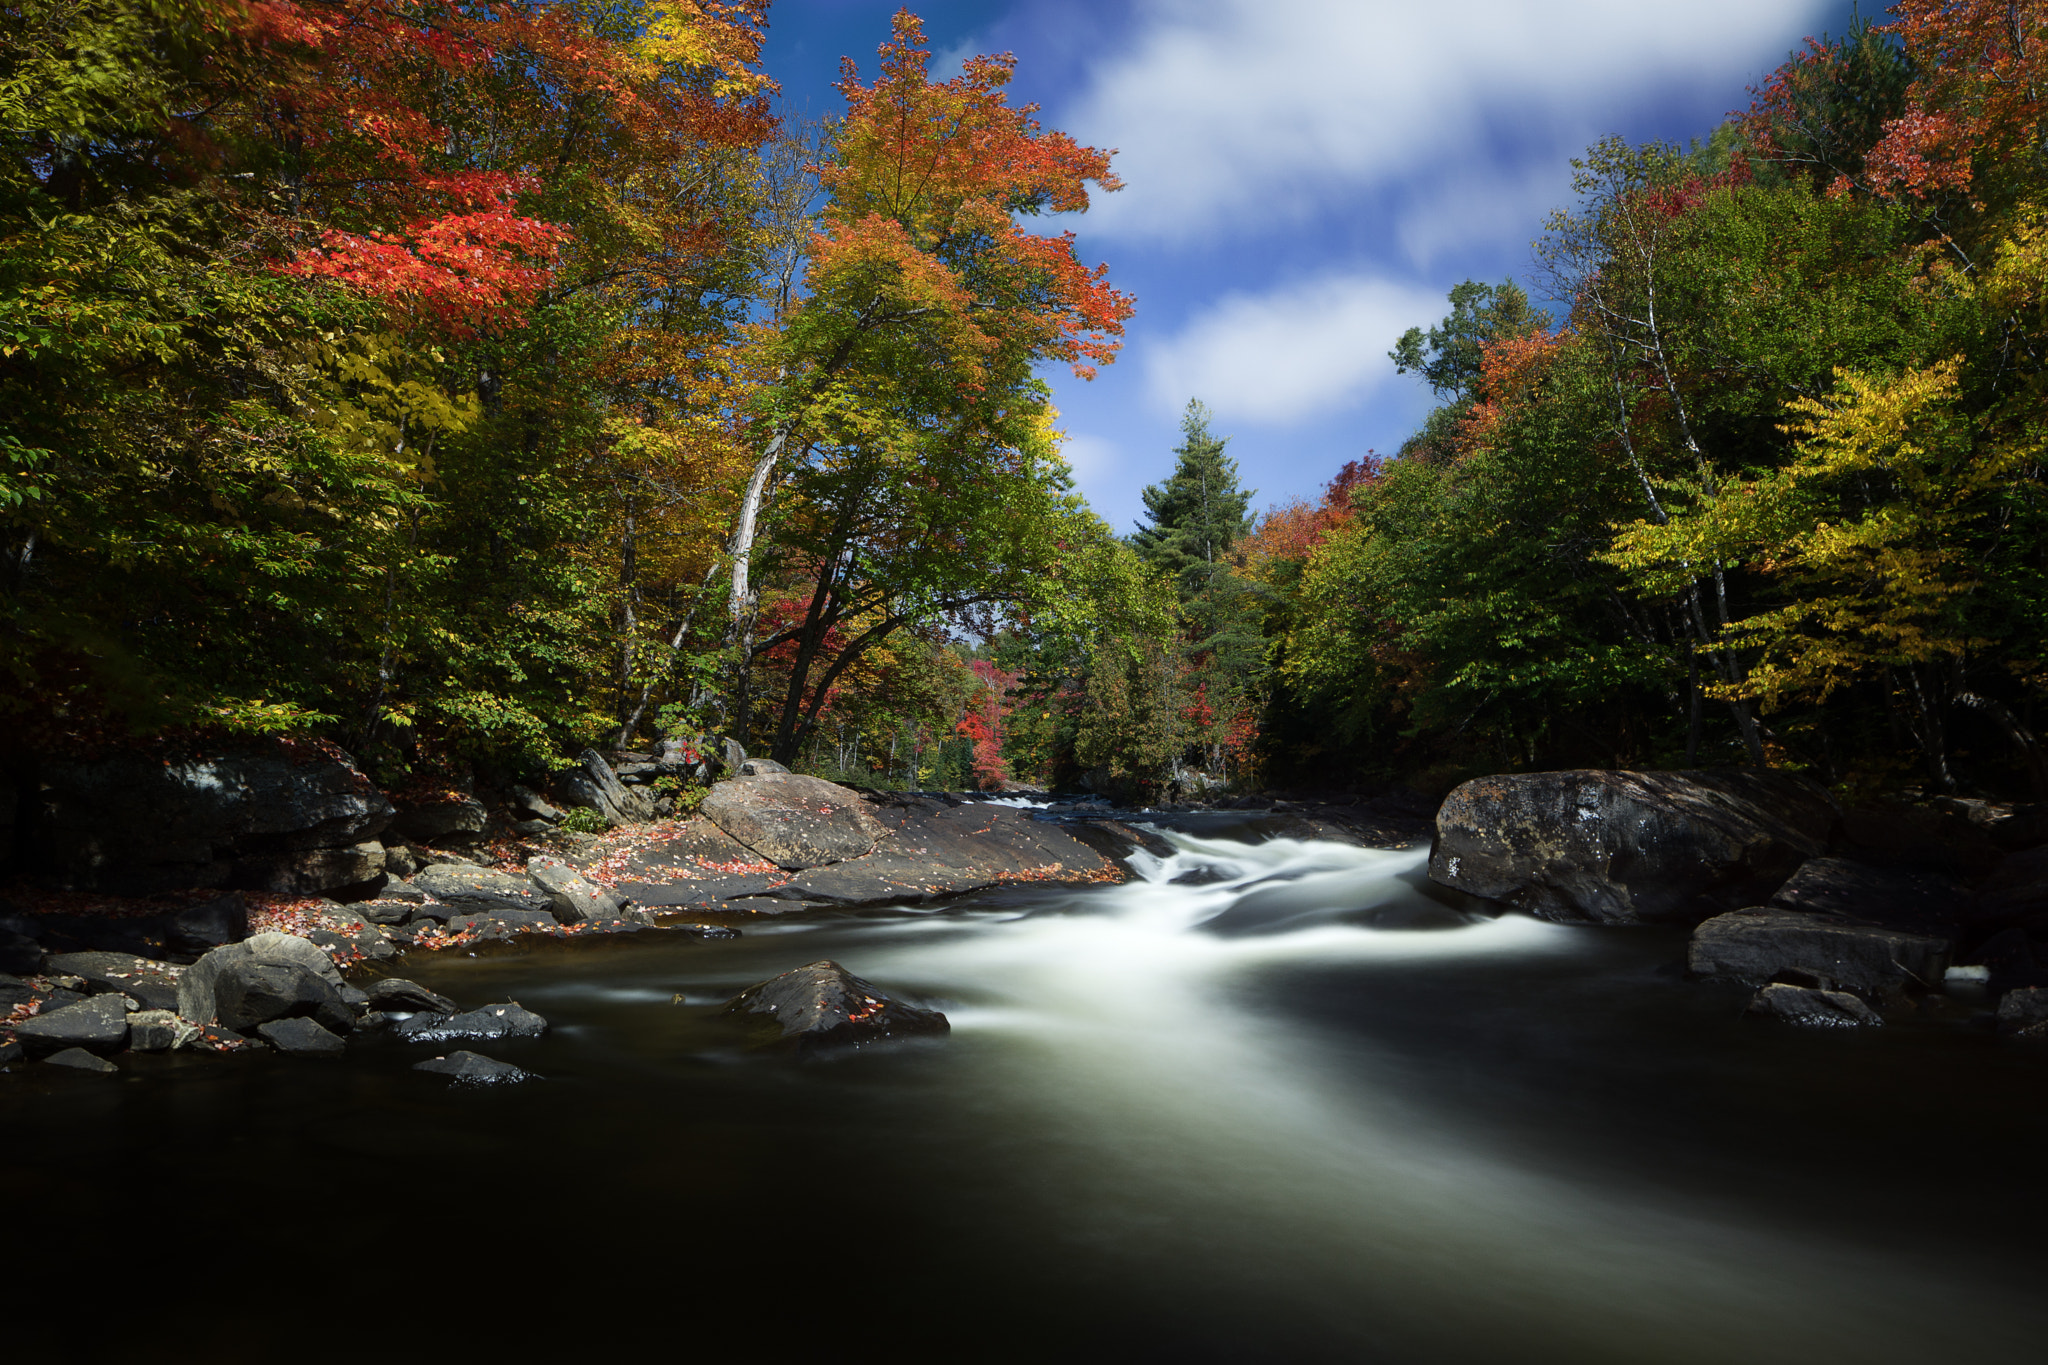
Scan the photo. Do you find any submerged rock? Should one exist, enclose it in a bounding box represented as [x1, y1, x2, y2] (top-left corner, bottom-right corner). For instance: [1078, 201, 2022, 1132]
[412, 1050, 535, 1084]
[701, 774, 886, 870]
[721, 960, 948, 1053]
[1689, 908, 1950, 994]
[391, 1002, 548, 1044]
[1745, 983, 1883, 1028]
[257, 1016, 347, 1056]
[1429, 769, 1835, 925]
[43, 1047, 119, 1073]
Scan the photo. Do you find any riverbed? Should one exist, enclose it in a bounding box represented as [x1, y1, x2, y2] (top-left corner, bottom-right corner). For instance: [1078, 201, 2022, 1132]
[10, 821, 2048, 1361]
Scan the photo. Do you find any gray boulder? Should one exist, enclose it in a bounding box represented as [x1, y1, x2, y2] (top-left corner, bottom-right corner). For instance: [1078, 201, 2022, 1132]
[556, 750, 659, 826]
[1689, 908, 1950, 994]
[233, 840, 387, 896]
[510, 785, 563, 822]
[34, 745, 393, 894]
[406, 865, 554, 916]
[257, 1016, 346, 1056]
[1, 1037, 21, 1067]
[14, 993, 132, 1056]
[739, 758, 790, 776]
[701, 774, 887, 871]
[392, 798, 488, 844]
[392, 1002, 548, 1044]
[412, 1050, 535, 1084]
[44, 1047, 118, 1073]
[1429, 769, 1836, 925]
[45, 951, 182, 1012]
[177, 934, 351, 1034]
[1745, 982, 1884, 1027]
[721, 960, 948, 1054]
[444, 909, 558, 937]
[526, 857, 623, 924]
[127, 1010, 202, 1052]
[1996, 986, 2048, 1033]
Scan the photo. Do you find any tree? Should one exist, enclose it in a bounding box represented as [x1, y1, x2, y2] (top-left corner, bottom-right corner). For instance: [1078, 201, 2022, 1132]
[1388, 280, 1547, 403]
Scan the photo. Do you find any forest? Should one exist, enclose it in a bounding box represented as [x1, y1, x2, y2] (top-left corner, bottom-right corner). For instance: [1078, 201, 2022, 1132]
[4, 0, 2046, 808]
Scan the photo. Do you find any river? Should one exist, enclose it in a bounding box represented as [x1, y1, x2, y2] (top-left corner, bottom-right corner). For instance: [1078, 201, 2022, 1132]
[10, 815, 2048, 1360]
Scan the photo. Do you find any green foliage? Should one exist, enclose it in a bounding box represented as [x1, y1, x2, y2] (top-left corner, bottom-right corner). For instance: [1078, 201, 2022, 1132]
[558, 806, 610, 834]
[1388, 280, 1546, 403]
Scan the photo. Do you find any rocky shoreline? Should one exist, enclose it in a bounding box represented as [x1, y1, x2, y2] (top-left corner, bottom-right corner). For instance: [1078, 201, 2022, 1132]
[7, 741, 2043, 1083]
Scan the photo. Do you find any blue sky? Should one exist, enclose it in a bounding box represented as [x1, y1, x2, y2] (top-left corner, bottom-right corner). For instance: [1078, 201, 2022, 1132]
[761, 0, 1857, 534]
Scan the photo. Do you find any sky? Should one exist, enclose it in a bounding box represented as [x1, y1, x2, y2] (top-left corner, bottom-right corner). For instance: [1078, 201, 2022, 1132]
[761, 0, 1859, 535]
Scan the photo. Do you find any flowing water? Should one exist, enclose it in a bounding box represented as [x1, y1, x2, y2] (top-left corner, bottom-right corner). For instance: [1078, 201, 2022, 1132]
[10, 817, 2048, 1361]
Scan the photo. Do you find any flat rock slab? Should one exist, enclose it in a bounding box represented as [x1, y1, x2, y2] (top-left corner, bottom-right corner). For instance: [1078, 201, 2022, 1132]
[413, 1050, 535, 1084]
[701, 774, 888, 870]
[44, 1047, 119, 1073]
[1745, 982, 1883, 1027]
[1431, 769, 1836, 925]
[365, 978, 458, 1014]
[722, 960, 948, 1054]
[14, 993, 133, 1056]
[45, 951, 183, 1012]
[616, 796, 1126, 914]
[1690, 908, 1950, 994]
[406, 866, 554, 916]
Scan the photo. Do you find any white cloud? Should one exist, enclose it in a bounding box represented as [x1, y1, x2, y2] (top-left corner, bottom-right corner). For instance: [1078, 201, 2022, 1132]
[1144, 272, 1448, 423]
[1057, 431, 1121, 482]
[1066, 0, 1833, 245]
[1394, 163, 1578, 269]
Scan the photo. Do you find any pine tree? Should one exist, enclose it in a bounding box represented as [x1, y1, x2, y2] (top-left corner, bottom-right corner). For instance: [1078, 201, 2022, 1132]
[1134, 401, 1255, 584]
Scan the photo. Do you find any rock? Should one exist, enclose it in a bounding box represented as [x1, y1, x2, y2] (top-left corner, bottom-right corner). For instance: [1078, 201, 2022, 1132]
[1769, 856, 1972, 931]
[1, 1038, 22, 1067]
[163, 894, 249, 955]
[1996, 986, 2048, 1033]
[1429, 769, 1837, 925]
[383, 845, 421, 879]
[232, 840, 387, 896]
[1837, 803, 2002, 876]
[44, 1047, 119, 1073]
[1980, 845, 2048, 924]
[738, 758, 790, 776]
[700, 774, 887, 871]
[257, 1016, 346, 1056]
[393, 798, 488, 844]
[407, 865, 555, 916]
[127, 1010, 202, 1052]
[1689, 908, 1950, 994]
[511, 820, 555, 837]
[391, 1002, 548, 1044]
[1745, 983, 1884, 1027]
[34, 744, 394, 894]
[45, 951, 183, 1012]
[525, 857, 622, 924]
[305, 919, 396, 965]
[557, 749, 659, 826]
[177, 937, 352, 1033]
[352, 898, 418, 926]
[14, 994, 132, 1056]
[0, 972, 31, 1011]
[510, 785, 563, 822]
[365, 979, 458, 1014]
[721, 960, 948, 1053]
[412, 1050, 534, 1084]
[444, 909, 558, 937]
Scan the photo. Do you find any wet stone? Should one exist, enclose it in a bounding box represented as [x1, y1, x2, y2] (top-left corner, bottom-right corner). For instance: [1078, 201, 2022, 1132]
[722, 960, 949, 1054]
[14, 993, 132, 1056]
[44, 1047, 119, 1073]
[412, 1050, 535, 1084]
[365, 978, 459, 1014]
[391, 1002, 548, 1044]
[1745, 983, 1884, 1028]
[257, 1016, 347, 1057]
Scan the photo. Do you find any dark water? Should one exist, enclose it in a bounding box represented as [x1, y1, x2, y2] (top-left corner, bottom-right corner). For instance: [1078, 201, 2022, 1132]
[9, 824, 2048, 1362]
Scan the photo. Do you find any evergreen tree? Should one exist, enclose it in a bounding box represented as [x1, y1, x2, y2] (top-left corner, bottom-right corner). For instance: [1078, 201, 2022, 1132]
[1134, 401, 1255, 585]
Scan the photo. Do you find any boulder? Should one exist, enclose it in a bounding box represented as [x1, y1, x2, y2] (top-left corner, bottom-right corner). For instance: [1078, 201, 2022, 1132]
[406, 865, 555, 916]
[257, 1016, 346, 1057]
[127, 1010, 202, 1052]
[525, 857, 623, 924]
[1, 1038, 21, 1067]
[177, 936, 351, 1033]
[510, 785, 563, 822]
[45, 951, 183, 1012]
[232, 841, 386, 896]
[353, 899, 419, 926]
[700, 774, 887, 871]
[1689, 908, 1950, 994]
[392, 797, 488, 844]
[0, 972, 31, 1011]
[1745, 983, 1884, 1027]
[365, 979, 458, 1014]
[721, 960, 949, 1054]
[1996, 986, 2048, 1033]
[34, 744, 393, 894]
[1769, 857, 1972, 930]
[44, 1047, 118, 1073]
[0, 923, 43, 974]
[412, 1050, 534, 1084]
[1429, 769, 1836, 925]
[391, 1002, 548, 1044]
[14, 994, 132, 1056]
[738, 758, 790, 776]
[556, 750, 658, 826]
